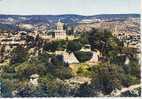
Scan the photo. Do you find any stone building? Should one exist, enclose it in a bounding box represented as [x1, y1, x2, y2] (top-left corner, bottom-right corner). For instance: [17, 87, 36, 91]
[63, 52, 79, 64]
[55, 51, 79, 64]
[54, 20, 66, 39]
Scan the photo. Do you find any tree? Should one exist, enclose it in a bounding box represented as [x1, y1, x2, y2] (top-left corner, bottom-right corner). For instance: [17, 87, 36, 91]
[88, 28, 120, 55]
[75, 83, 92, 97]
[44, 41, 60, 52]
[129, 60, 140, 78]
[37, 52, 50, 65]
[47, 55, 73, 80]
[66, 26, 74, 35]
[15, 61, 47, 79]
[10, 46, 28, 64]
[67, 40, 82, 52]
[0, 80, 12, 97]
[121, 74, 139, 87]
[44, 40, 68, 52]
[74, 51, 93, 62]
[79, 32, 89, 45]
[91, 62, 124, 95]
[55, 40, 67, 51]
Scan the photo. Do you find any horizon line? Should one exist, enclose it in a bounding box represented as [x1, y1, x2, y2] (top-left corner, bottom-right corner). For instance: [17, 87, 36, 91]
[0, 13, 140, 16]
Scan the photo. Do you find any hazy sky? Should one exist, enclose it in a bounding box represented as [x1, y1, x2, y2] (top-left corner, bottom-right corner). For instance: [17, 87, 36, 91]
[0, 0, 140, 15]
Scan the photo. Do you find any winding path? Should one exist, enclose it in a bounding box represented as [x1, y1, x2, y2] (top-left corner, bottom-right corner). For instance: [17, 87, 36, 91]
[112, 84, 141, 96]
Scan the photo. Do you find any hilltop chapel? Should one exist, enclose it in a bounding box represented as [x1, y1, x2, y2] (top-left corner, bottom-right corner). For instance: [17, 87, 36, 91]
[54, 20, 66, 39]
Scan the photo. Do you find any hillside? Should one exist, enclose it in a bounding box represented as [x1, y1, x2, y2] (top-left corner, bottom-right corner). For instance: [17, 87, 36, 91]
[0, 14, 140, 25]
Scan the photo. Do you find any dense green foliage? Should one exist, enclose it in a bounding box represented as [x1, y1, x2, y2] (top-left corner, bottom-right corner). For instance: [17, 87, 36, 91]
[74, 51, 93, 62]
[67, 40, 82, 52]
[88, 29, 120, 52]
[91, 62, 123, 94]
[0, 80, 12, 97]
[77, 64, 93, 77]
[15, 61, 47, 79]
[44, 39, 82, 52]
[10, 46, 28, 64]
[0, 28, 140, 97]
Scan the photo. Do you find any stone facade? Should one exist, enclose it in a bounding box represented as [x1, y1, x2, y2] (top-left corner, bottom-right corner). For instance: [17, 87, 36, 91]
[54, 20, 66, 39]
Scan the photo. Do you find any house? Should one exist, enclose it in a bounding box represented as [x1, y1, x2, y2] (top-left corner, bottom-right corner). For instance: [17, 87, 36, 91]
[80, 44, 91, 52]
[29, 74, 39, 87]
[87, 52, 99, 64]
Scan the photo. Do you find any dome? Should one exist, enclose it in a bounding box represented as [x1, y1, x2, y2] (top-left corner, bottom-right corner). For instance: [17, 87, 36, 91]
[56, 20, 64, 26]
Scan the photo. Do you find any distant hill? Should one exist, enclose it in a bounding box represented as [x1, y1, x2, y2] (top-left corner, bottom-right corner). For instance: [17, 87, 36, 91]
[0, 14, 86, 25]
[0, 23, 19, 31]
[0, 14, 140, 25]
[88, 14, 140, 19]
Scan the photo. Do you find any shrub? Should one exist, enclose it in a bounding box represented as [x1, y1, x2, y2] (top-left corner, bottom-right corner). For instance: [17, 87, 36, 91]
[77, 64, 93, 77]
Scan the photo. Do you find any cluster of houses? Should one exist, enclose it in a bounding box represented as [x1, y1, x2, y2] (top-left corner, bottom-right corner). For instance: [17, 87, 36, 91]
[0, 20, 65, 61]
[0, 31, 27, 62]
[113, 24, 140, 49]
[0, 20, 102, 65]
[1, 19, 139, 65]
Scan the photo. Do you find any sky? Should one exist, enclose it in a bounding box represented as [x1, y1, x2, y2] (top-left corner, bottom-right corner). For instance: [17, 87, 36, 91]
[0, 0, 140, 15]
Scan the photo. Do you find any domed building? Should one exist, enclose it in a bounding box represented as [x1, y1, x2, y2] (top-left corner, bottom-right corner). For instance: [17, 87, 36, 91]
[54, 20, 66, 39]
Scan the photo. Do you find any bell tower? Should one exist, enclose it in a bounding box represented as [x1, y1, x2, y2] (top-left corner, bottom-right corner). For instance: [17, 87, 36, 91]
[54, 19, 66, 39]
